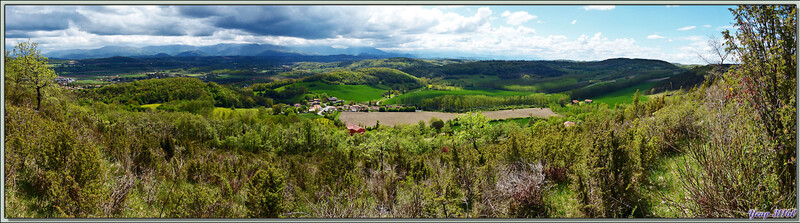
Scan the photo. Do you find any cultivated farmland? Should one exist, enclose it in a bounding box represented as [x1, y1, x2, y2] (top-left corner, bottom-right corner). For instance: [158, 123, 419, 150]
[339, 107, 558, 127]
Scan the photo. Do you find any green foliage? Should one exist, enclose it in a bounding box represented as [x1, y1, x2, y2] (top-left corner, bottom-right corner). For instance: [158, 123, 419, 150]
[429, 117, 445, 132]
[5, 106, 106, 217]
[88, 77, 271, 108]
[723, 5, 796, 197]
[454, 113, 491, 165]
[385, 87, 532, 105]
[246, 167, 286, 218]
[419, 93, 568, 112]
[5, 40, 59, 110]
[6, 38, 794, 219]
[651, 65, 728, 93]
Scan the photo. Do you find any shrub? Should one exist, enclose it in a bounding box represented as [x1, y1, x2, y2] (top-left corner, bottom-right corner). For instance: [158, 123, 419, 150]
[246, 166, 286, 218]
[497, 162, 548, 217]
[8, 109, 107, 217]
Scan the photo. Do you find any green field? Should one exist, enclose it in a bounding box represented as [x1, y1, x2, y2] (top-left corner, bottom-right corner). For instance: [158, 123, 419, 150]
[384, 87, 532, 105]
[73, 79, 110, 85]
[592, 81, 657, 107]
[292, 81, 387, 102]
[212, 107, 260, 118]
[140, 103, 161, 110]
[502, 77, 579, 93]
[120, 73, 147, 78]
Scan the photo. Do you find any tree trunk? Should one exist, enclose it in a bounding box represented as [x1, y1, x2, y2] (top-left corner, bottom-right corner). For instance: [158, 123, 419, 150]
[36, 86, 41, 111]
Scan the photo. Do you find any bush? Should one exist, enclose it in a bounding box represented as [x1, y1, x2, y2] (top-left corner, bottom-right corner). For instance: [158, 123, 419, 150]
[246, 166, 286, 218]
[570, 119, 646, 218]
[6, 107, 107, 217]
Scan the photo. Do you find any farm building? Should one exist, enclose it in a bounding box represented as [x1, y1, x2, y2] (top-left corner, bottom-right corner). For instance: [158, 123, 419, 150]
[346, 124, 366, 135]
[584, 99, 593, 103]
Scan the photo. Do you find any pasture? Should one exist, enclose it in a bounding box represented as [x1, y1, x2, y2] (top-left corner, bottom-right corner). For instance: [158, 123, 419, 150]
[383, 87, 532, 105]
[591, 81, 657, 107]
[293, 81, 386, 102]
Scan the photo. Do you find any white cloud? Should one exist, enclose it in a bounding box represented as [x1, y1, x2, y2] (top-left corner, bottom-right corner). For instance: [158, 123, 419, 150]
[677, 25, 696, 31]
[716, 25, 734, 30]
[6, 5, 721, 64]
[665, 5, 679, 8]
[703, 24, 711, 28]
[583, 5, 615, 11]
[501, 10, 537, 25]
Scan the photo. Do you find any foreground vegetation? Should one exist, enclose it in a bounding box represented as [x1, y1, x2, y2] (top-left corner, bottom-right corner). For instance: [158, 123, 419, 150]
[3, 5, 796, 219]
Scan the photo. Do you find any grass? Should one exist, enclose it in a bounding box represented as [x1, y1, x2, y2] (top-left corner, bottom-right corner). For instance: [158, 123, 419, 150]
[544, 182, 582, 217]
[383, 87, 532, 105]
[73, 79, 110, 85]
[643, 153, 690, 218]
[120, 73, 147, 78]
[140, 103, 162, 110]
[592, 82, 657, 107]
[443, 75, 501, 86]
[212, 107, 260, 119]
[289, 81, 387, 102]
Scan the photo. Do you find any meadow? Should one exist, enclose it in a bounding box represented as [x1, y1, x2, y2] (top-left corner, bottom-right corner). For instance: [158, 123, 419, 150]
[384, 87, 532, 105]
[590, 82, 657, 107]
[282, 81, 387, 102]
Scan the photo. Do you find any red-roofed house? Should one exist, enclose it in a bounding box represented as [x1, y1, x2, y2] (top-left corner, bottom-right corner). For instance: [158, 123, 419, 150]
[346, 124, 366, 135]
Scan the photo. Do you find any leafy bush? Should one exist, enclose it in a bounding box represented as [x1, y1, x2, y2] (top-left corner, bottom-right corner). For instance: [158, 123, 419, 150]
[246, 166, 286, 218]
[6, 107, 106, 217]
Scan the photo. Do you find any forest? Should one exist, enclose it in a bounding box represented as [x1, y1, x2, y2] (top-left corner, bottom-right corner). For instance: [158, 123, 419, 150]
[3, 5, 797, 219]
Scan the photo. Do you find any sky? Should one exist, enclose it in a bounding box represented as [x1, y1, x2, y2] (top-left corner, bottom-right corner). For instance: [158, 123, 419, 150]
[4, 5, 738, 64]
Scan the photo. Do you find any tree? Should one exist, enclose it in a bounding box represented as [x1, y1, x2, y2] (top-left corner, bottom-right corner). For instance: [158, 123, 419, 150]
[698, 35, 732, 77]
[454, 112, 491, 165]
[723, 5, 796, 196]
[272, 103, 285, 115]
[429, 117, 445, 132]
[7, 41, 57, 110]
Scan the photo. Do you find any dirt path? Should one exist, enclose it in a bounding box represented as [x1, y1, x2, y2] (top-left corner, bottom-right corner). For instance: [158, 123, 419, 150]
[339, 108, 558, 127]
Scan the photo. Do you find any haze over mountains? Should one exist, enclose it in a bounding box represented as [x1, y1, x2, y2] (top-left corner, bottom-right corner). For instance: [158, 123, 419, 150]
[44, 43, 413, 60]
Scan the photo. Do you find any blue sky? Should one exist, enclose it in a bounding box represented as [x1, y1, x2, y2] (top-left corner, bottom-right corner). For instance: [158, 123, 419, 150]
[4, 5, 737, 64]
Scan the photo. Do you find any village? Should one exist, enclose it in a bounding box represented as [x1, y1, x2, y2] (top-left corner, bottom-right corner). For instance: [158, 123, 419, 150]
[293, 96, 416, 115]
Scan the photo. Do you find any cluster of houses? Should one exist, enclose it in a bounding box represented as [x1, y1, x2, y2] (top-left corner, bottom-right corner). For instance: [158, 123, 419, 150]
[54, 77, 76, 86]
[572, 99, 593, 104]
[292, 97, 406, 114]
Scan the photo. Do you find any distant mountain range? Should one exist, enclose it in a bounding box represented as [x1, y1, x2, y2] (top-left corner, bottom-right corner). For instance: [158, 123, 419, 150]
[44, 43, 413, 60]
